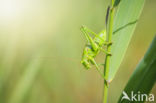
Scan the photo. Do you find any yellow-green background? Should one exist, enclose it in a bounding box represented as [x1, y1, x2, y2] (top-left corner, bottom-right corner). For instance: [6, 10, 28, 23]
[0, 0, 155, 103]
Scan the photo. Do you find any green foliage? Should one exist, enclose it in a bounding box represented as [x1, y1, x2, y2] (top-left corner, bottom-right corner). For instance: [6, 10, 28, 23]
[80, 0, 147, 103]
[108, 0, 146, 81]
[118, 36, 156, 103]
[0, 0, 155, 103]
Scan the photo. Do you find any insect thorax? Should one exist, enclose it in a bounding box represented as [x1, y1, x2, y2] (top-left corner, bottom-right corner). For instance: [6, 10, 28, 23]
[94, 30, 106, 46]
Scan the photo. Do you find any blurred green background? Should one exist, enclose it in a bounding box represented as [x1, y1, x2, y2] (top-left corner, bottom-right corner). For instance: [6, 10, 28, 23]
[0, 0, 155, 103]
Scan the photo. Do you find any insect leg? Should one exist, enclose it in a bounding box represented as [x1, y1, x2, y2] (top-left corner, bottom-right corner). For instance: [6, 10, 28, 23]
[89, 57, 104, 78]
[81, 26, 108, 44]
[80, 28, 90, 42]
[80, 27, 98, 51]
[104, 41, 112, 45]
[98, 63, 105, 66]
[81, 25, 97, 36]
[100, 48, 112, 56]
[81, 48, 91, 69]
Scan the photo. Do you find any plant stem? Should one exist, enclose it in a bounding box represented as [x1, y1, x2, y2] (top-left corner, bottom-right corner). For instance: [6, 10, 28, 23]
[103, 0, 115, 103]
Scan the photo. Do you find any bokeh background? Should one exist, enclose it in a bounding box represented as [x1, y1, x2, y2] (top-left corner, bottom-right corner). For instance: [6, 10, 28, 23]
[0, 0, 155, 103]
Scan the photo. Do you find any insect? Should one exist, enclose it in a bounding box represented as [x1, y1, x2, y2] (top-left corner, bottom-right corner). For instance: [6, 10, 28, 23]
[80, 26, 112, 77]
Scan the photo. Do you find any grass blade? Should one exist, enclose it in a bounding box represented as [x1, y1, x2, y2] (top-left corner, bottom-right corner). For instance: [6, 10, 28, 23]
[8, 57, 42, 103]
[108, 0, 146, 81]
[118, 35, 156, 103]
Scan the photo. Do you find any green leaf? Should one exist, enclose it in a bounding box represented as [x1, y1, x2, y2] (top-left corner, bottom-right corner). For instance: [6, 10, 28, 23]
[118, 36, 156, 103]
[108, 0, 146, 81]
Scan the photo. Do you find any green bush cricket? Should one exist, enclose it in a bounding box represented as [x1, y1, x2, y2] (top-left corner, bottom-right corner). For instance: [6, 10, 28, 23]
[80, 26, 112, 77]
[80, 6, 112, 78]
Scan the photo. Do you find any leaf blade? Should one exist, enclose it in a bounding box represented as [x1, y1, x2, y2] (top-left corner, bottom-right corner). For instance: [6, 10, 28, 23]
[118, 36, 156, 103]
[108, 0, 146, 81]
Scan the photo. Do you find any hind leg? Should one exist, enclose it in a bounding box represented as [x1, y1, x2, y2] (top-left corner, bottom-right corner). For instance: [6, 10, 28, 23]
[80, 26, 98, 51]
